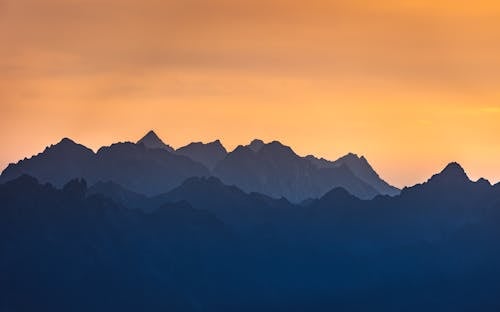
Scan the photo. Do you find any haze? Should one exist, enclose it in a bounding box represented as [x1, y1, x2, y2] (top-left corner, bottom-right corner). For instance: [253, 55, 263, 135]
[1, 0, 499, 187]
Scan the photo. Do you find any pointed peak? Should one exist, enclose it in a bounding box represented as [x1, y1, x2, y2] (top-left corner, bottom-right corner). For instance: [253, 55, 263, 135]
[48, 137, 93, 154]
[441, 162, 467, 176]
[141, 130, 161, 141]
[58, 137, 77, 145]
[209, 139, 227, 153]
[137, 130, 173, 152]
[476, 177, 491, 186]
[431, 162, 469, 183]
[208, 139, 225, 148]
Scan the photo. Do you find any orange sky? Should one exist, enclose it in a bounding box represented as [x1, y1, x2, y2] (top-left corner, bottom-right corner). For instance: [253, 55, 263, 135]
[1, 0, 499, 187]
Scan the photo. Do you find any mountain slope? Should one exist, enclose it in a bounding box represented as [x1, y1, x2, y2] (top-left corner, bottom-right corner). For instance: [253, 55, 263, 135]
[214, 140, 379, 202]
[137, 130, 174, 152]
[0, 138, 210, 195]
[155, 176, 296, 229]
[0, 138, 95, 186]
[306, 153, 400, 196]
[309, 162, 498, 245]
[176, 140, 227, 170]
[93, 142, 209, 195]
[2, 164, 500, 311]
[0, 175, 232, 312]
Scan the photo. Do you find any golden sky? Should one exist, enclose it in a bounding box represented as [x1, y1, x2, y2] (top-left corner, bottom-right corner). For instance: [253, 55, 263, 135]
[1, 0, 499, 187]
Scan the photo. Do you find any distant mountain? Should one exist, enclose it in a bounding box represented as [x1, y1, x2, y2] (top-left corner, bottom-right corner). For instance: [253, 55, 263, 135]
[399, 162, 493, 207]
[87, 180, 153, 211]
[214, 140, 379, 202]
[0, 137, 210, 196]
[0, 175, 232, 312]
[137, 130, 174, 152]
[2, 163, 500, 311]
[305, 153, 399, 196]
[247, 139, 265, 152]
[93, 141, 209, 195]
[0, 138, 95, 187]
[307, 162, 499, 246]
[154, 176, 296, 230]
[176, 140, 227, 170]
[0, 133, 417, 202]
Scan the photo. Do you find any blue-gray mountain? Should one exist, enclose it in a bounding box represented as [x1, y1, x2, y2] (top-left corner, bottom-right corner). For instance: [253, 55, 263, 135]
[0, 131, 399, 201]
[0, 137, 209, 196]
[1, 162, 500, 311]
[137, 129, 175, 152]
[176, 139, 227, 170]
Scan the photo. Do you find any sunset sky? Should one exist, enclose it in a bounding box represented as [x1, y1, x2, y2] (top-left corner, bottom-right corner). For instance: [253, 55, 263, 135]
[1, 0, 499, 187]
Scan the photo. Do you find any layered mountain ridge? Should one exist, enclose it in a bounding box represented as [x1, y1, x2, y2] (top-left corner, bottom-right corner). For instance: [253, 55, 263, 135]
[0, 130, 400, 201]
[2, 160, 500, 311]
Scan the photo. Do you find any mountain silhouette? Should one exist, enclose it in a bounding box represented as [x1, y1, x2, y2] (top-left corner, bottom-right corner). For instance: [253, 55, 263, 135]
[308, 162, 500, 245]
[0, 138, 95, 187]
[0, 138, 209, 195]
[0, 175, 231, 311]
[87, 180, 153, 211]
[428, 162, 470, 184]
[247, 139, 265, 152]
[214, 140, 379, 202]
[305, 152, 399, 196]
[137, 130, 174, 152]
[176, 140, 227, 170]
[154, 176, 296, 230]
[1, 135, 393, 201]
[2, 161, 500, 311]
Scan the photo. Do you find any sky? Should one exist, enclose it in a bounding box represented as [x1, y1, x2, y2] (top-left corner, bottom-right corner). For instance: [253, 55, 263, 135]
[1, 0, 499, 188]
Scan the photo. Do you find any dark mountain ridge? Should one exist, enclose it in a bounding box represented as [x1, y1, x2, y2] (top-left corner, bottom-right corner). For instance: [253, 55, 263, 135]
[0, 132, 408, 202]
[176, 140, 227, 170]
[2, 161, 500, 311]
[306, 152, 399, 196]
[214, 140, 380, 201]
[137, 130, 175, 152]
[0, 138, 209, 196]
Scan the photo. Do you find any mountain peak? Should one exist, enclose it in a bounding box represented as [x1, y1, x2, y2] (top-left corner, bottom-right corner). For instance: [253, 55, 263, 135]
[430, 162, 470, 184]
[175, 140, 227, 169]
[337, 152, 362, 162]
[141, 130, 161, 142]
[137, 130, 174, 152]
[207, 139, 226, 151]
[319, 187, 359, 205]
[260, 141, 297, 158]
[441, 162, 467, 177]
[59, 137, 77, 145]
[248, 139, 265, 152]
[46, 137, 94, 155]
[346, 152, 360, 159]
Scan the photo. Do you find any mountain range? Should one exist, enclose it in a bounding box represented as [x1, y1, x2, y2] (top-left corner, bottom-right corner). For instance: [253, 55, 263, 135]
[1, 131, 500, 311]
[1, 159, 500, 311]
[0, 130, 399, 201]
